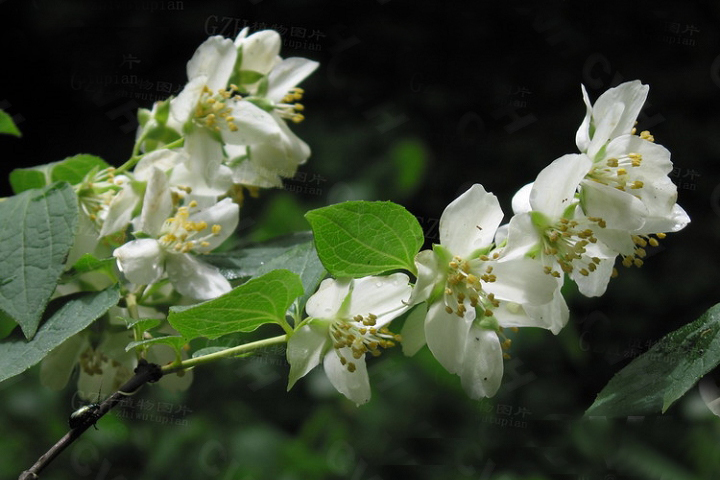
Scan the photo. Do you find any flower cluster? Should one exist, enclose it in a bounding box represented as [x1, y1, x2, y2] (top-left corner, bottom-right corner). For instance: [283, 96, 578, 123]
[287, 80, 689, 404]
[54, 29, 689, 406]
[72, 29, 318, 300]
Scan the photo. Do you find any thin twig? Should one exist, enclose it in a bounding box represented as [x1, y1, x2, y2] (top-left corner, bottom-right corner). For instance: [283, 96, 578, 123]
[18, 360, 163, 479]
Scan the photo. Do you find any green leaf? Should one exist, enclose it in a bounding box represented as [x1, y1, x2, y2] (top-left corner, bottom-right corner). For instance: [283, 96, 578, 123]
[9, 153, 109, 194]
[62, 253, 118, 283]
[305, 201, 423, 277]
[125, 335, 187, 353]
[0, 109, 21, 137]
[0, 183, 79, 339]
[586, 303, 720, 417]
[9, 168, 47, 194]
[204, 231, 313, 280]
[0, 285, 120, 383]
[389, 138, 427, 198]
[168, 269, 303, 340]
[203, 232, 326, 314]
[50, 154, 110, 185]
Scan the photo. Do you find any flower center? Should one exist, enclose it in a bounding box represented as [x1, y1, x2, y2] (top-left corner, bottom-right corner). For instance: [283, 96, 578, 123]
[274, 87, 306, 123]
[443, 255, 500, 318]
[329, 313, 401, 373]
[540, 217, 605, 277]
[613, 232, 666, 277]
[194, 85, 242, 132]
[76, 167, 123, 229]
[158, 201, 223, 254]
[588, 152, 645, 193]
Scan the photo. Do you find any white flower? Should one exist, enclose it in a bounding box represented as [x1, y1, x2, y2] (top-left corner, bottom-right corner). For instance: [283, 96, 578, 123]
[113, 185, 238, 300]
[403, 184, 556, 399]
[576, 80, 649, 161]
[286, 274, 411, 405]
[505, 154, 618, 299]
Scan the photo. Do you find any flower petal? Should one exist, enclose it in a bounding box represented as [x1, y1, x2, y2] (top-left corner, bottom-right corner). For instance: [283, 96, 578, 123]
[424, 302, 473, 375]
[579, 180, 647, 231]
[305, 277, 352, 319]
[459, 326, 503, 399]
[511, 182, 533, 214]
[323, 348, 371, 405]
[287, 320, 330, 390]
[345, 273, 412, 326]
[400, 304, 428, 357]
[483, 257, 555, 306]
[439, 184, 503, 258]
[266, 57, 320, 103]
[530, 154, 591, 218]
[237, 30, 282, 76]
[187, 35, 237, 91]
[113, 239, 165, 285]
[187, 198, 239, 253]
[165, 254, 231, 300]
[518, 282, 569, 334]
[136, 167, 173, 238]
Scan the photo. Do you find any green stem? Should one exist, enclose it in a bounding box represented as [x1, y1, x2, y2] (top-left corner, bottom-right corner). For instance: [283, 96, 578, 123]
[161, 334, 288, 375]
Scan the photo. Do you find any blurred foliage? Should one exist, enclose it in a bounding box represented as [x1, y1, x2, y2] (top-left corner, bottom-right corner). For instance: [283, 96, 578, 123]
[2, 0, 720, 479]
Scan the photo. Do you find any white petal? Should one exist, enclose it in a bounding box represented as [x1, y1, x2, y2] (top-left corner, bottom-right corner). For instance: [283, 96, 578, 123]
[221, 100, 282, 145]
[579, 180, 647, 231]
[113, 239, 165, 285]
[287, 320, 329, 390]
[575, 84, 594, 154]
[587, 102, 625, 160]
[511, 182, 533, 214]
[266, 57, 319, 103]
[400, 304, 428, 356]
[530, 154, 591, 218]
[187, 36, 237, 90]
[306, 278, 351, 318]
[409, 250, 443, 305]
[188, 198, 239, 252]
[424, 302, 473, 375]
[134, 149, 183, 180]
[237, 30, 282, 75]
[636, 203, 690, 234]
[345, 274, 412, 326]
[170, 77, 206, 126]
[440, 184, 503, 258]
[572, 256, 615, 297]
[100, 185, 142, 238]
[136, 167, 173, 238]
[521, 280, 569, 334]
[459, 326, 503, 399]
[604, 135, 672, 176]
[592, 80, 648, 143]
[165, 254, 231, 300]
[503, 213, 542, 261]
[323, 348, 371, 405]
[484, 257, 555, 306]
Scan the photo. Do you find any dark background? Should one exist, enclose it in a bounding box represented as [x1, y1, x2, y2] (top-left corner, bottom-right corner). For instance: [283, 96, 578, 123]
[2, 1, 720, 479]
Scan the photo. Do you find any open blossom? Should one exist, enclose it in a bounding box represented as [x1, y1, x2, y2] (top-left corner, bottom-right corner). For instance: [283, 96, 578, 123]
[287, 274, 411, 405]
[167, 28, 318, 190]
[506, 154, 618, 298]
[112, 170, 238, 300]
[403, 184, 556, 399]
[574, 81, 689, 234]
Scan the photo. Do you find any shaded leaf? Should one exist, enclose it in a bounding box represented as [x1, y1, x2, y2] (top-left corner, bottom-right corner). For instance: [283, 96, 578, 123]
[0, 285, 120, 383]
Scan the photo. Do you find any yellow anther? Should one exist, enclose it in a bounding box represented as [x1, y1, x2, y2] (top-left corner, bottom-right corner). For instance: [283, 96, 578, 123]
[631, 181, 644, 189]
